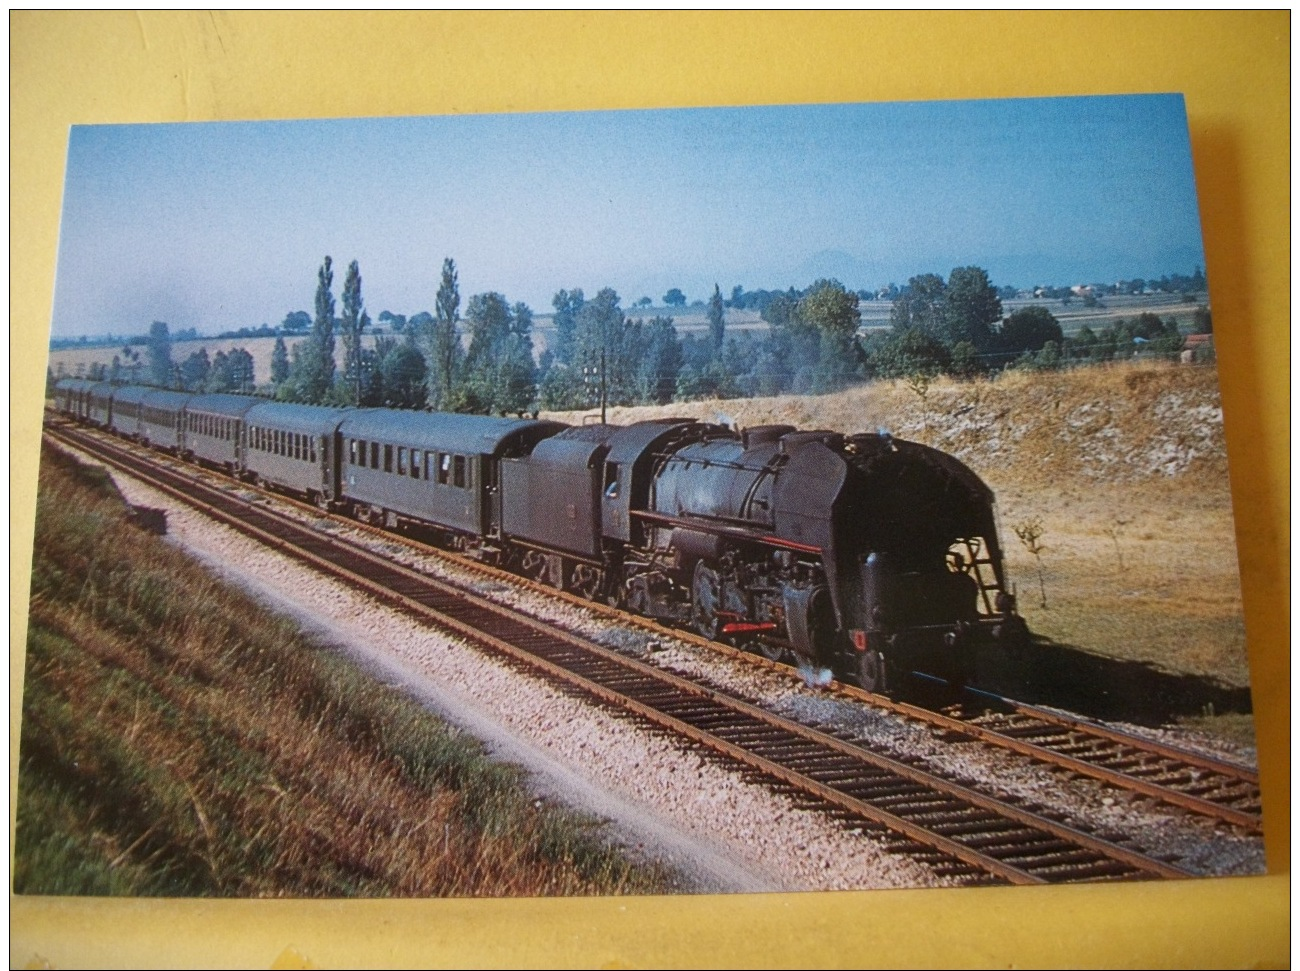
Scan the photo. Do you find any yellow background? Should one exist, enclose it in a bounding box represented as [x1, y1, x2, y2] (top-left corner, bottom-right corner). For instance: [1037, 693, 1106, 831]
[10, 12, 1289, 968]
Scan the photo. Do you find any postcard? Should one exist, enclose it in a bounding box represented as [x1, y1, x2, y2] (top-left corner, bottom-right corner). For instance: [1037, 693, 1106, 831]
[22, 95, 1261, 899]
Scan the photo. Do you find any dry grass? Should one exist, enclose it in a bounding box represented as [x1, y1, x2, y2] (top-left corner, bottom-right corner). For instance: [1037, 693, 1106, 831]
[16, 448, 669, 897]
[546, 360, 1249, 688]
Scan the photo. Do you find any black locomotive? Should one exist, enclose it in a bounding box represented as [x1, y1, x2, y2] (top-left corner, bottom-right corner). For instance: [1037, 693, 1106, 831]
[53, 379, 1026, 692]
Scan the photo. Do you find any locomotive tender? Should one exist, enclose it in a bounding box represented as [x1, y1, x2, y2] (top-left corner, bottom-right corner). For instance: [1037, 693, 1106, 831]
[52, 379, 1025, 692]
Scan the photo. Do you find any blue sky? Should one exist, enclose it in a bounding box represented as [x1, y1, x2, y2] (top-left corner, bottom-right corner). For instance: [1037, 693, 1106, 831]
[50, 94, 1206, 338]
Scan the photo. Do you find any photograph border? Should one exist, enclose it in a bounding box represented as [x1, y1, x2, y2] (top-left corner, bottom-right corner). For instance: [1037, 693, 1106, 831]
[10, 11, 1288, 968]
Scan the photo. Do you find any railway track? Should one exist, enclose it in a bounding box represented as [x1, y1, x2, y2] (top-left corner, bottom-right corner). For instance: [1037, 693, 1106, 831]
[43, 421, 1254, 881]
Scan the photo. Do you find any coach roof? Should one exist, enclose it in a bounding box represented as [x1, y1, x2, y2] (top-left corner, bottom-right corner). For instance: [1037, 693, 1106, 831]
[340, 410, 567, 456]
[185, 393, 263, 418]
[244, 401, 352, 436]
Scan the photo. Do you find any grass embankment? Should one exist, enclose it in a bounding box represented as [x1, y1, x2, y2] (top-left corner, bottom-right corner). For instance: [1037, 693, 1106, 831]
[16, 447, 670, 897]
[546, 362, 1252, 711]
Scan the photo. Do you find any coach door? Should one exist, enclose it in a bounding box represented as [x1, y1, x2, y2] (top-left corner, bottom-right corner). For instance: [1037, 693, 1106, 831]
[319, 433, 335, 500]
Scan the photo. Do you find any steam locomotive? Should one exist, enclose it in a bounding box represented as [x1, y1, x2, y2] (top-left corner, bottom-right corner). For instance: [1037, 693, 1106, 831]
[53, 379, 1026, 692]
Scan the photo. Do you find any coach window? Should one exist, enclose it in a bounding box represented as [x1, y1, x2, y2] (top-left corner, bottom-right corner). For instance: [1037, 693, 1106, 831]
[310, 438, 317, 463]
[453, 455, 466, 488]
[384, 444, 394, 473]
[438, 453, 451, 485]
[397, 447, 407, 475]
[349, 439, 357, 465]
[370, 441, 379, 468]
[411, 449, 421, 479]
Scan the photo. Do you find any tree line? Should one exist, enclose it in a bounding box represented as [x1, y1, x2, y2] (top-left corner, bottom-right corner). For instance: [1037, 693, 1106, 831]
[75, 260, 1210, 412]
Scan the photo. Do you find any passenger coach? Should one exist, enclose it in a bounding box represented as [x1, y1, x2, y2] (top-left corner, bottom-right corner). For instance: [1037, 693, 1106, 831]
[338, 410, 563, 539]
[242, 402, 349, 504]
[183, 393, 261, 473]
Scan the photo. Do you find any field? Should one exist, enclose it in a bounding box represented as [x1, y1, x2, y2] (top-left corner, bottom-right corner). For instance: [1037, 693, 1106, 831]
[544, 360, 1252, 741]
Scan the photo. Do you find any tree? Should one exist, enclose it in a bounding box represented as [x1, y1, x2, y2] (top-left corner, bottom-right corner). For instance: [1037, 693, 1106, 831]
[179, 348, 211, 390]
[428, 258, 461, 410]
[280, 310, 311, 333]
[999, 306, 1063, 360]
[576, 288, 625, 417]
[339, 259, 371, 404]
[799, 278, 861, 341]
[209, 347, 255, 392]
[147, 321, 173, 387]
[1192, 305, 1213, 335]
[760, 291, 799, 328]
[663, 288, 687, 308]
[497, 302, 538, 413]
[862, 326, 951, 380]
[551, 288, 584, 366]
[889, 273, 946, 339]
[227, 348, 255, 391]
[941, 266, 1002, 352]
[286, 256, 337, 402]
[462, 291, 513, 412]
[729, 284, 745, 308]
[707, 284, 726, 352]
[637, 316, 683, 404]
[1014, 517, 1049, 608]
[786, 280, 862, 393]
[270, 336, 290, 385]
[379, 342, 428, 409]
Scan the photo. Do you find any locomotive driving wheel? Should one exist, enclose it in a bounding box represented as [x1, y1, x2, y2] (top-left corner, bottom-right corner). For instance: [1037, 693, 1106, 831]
[691, 563, 721, 640]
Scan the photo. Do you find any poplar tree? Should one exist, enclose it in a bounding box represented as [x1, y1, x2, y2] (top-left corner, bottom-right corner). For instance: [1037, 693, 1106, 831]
[287, 256, 336, 402]
[339, 259, 371, 404]
[707, 284, 726, 352]
[428, 257, 461, 410]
